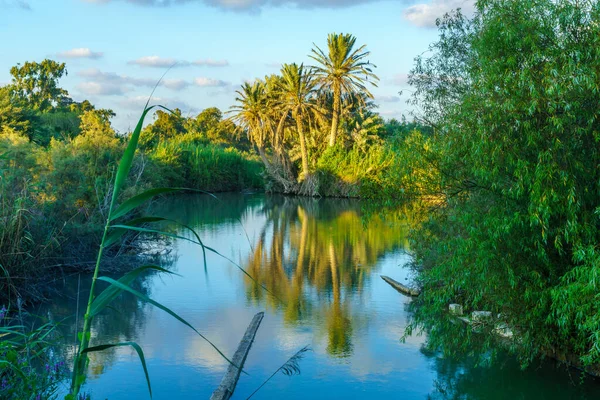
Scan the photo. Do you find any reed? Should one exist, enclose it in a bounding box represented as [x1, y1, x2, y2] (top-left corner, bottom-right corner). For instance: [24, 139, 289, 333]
[66, 105, 236, 400]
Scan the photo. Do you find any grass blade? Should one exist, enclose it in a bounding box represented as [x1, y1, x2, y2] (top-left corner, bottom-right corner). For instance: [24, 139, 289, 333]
[103, 217, 170, 248]
[110, 188, 183, 222]
[245, 345, 311, 400]
[108, 106, 157, 215]
[83, 342, 152, 398]
[90, 265, 177, 317]
[0, 360, 28, 382]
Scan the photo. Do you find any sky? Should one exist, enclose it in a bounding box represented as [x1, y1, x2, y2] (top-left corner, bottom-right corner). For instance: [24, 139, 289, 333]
[0, 0, 474, 132]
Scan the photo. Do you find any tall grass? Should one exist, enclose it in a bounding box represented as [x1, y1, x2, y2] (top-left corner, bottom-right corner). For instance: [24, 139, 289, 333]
[150, 137, 263, 191]
[67, 105, 236, 399]
[0, 305, 66, 399]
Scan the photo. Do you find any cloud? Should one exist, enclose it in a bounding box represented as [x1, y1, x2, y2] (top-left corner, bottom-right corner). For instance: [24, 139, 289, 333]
[129, 56, 229, 68]
[194, 77, 229, 87]
[82, 0, 395, 12]
[57, 47, 104, 59]
[377, 95, 401, 103]
[77, 82, 130, 96]
[403, 0, 474, 28]
[193, 58, 229, 67]
[77, 68, 191, 96]
[128, 55, 186, 68]
[0, 0, 31, 9]
[161, 79, 190, 90]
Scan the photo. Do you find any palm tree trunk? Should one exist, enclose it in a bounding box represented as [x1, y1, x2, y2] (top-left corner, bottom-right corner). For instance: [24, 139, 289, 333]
[257, 146, 296, 192]
[296, 114, 310, 179]
[329, 84, 341, 147]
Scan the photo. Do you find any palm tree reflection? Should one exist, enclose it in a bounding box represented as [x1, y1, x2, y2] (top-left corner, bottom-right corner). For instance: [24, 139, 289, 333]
[243, 196, 407, 357]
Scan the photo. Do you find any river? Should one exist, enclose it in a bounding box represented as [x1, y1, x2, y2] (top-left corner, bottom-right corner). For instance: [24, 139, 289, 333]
[37, 193, 600, 399]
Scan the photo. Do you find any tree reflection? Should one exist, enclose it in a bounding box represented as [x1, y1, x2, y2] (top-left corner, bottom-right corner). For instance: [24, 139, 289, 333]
[423, 348, 600, 400]
[243, 196, 407, 357]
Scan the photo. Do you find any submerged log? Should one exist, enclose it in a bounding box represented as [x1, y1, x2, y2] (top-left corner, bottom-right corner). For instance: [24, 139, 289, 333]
[380, 275, 421, 297]
[210, 312, 265, 400]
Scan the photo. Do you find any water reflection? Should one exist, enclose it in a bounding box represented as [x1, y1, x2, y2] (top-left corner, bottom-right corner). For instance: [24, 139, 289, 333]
[242, 196, 408, 358]
[32, 194, 600, 399]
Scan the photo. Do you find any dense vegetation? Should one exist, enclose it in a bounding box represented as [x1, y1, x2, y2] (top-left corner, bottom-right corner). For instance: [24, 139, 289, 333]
[4, 0, 600, 395]
[0, 61, 263, 303]
[404, 0, 600, 374]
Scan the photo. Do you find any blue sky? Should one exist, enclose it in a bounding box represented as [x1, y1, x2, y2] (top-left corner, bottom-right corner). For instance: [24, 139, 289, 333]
[0, 0, 474, 132]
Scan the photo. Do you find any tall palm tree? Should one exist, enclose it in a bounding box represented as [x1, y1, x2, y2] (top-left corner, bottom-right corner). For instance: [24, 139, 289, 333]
[230, 80, 298, 191]
[230, 81, 269, 150]
[309, 33, 379, 147]
[276, 63, 322, 179]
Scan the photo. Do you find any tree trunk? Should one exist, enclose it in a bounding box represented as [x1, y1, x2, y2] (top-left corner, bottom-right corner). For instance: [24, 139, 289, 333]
[329, 84, 341, 147]
[257, 146, 296, 192]
[296, 113, 310, 179]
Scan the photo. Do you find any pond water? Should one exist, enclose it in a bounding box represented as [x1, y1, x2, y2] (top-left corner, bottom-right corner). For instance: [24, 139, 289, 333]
[38, 194, 600, 399]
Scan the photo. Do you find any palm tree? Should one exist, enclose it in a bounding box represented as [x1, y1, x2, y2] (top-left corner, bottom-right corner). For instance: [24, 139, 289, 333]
[230, 81, 269, 150]
[276, 63, 322, 179]
[230, 80, 297, 191]
[309, 33, 379, 147]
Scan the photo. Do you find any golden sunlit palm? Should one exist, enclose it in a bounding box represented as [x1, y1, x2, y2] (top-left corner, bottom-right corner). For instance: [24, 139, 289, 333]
[309, 33, 379, 147]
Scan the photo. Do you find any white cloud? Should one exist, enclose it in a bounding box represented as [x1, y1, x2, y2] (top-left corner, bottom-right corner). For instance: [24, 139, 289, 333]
[77, 81, 130, 96]
[57, 47, 104, 59]
[77, 68, 191, 94]
[129, 56, 229, 68]
[403, 0, 474, 28]
[161, 79, 190, 90]
[194, 77, 229, 87]
[128, 55, 186, 68]
[82, 0, 396, 12]
[193, 58, 229, 67]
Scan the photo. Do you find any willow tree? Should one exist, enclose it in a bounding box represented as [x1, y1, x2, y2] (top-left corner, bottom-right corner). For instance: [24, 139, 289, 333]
[407, 0, 600, 369]
[310, 33, 379, 147]
[276, 63, 322, 179]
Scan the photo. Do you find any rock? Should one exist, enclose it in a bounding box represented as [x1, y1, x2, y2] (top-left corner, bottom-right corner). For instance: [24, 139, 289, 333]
[471, 311, 492, 322]
[449, 303, 464, 316]
[494, 323, 514, 338]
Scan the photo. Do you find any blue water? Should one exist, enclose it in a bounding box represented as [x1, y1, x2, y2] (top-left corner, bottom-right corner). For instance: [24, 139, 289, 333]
[42, 194, 600, 399]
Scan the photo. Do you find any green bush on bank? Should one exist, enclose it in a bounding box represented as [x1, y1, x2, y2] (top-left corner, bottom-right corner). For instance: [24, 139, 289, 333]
[405, 0, 600, 370]
[0, 105, 262, 302]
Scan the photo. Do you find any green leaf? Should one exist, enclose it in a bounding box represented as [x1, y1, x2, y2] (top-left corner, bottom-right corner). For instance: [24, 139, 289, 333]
[108, 106, 157, 215]
[90, 265, 177, 317]
[109, 225, 200, 244]
[83, 342, 152, 398]
[96, 276, 239, 370]
[103, 217, 169, 248]
[0, 360, 27, 381]
[110, 188, 183, 222]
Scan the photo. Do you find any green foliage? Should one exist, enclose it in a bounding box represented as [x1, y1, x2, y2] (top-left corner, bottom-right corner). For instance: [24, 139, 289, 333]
[406, 0, 600, 369]
[0, 306, 66, 399]
[10, 60, 68, 112]
[231, 33, 380, 192]
[139, 108, 186, 149]
[147, 135, 264, 191]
